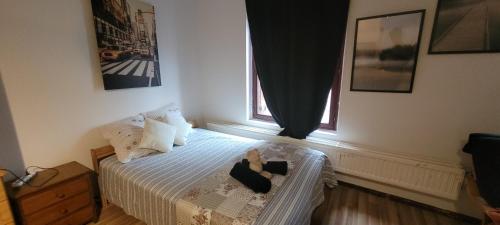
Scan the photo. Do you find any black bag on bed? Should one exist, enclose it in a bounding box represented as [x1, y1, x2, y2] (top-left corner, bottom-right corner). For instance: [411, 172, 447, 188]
[230, 162, 271, 193]
[463, 133, 500, 208]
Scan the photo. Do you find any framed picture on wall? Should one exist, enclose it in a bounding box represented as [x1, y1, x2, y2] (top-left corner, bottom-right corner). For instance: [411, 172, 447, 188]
[350, 10, 425, 93]
[429, 0, 500, 54]
[91, 0, 161, 90]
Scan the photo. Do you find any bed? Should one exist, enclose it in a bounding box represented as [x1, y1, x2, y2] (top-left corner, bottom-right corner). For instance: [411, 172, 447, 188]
[91, 128, 336, 225]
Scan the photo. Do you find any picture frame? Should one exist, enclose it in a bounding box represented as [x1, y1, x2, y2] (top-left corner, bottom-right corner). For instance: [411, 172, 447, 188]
[91, 0, 162, 90]
[350, 10, 425, 93]
[429, 0, 500, 54]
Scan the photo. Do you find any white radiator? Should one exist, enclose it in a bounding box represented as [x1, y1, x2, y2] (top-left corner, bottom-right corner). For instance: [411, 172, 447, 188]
[207, 122, 465, 200]
[331, 151, 464, 200]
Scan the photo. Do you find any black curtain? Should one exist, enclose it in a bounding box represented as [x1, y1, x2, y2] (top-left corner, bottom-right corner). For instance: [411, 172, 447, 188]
[246, 0, 350, 139]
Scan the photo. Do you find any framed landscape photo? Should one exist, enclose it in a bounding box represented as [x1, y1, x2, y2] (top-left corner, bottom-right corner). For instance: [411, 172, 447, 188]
[429, 0, 500, 54]
[91, 0, 161, 90]
[351, 10, 425, 93]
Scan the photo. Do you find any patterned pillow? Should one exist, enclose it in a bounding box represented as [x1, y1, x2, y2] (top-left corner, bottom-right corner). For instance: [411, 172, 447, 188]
[142, 103, 180, 122]
[100, 115, 155, 163]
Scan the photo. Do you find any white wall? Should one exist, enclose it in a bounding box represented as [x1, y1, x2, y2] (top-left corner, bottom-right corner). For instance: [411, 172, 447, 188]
[0, 0, 200, 169]
[197, 0, 500, 165]
[339, 0, 500, 165]
[197, 0, 248, 126]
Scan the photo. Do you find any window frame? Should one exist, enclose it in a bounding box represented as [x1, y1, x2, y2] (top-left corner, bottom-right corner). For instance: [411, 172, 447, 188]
[250, 50, 342, 131]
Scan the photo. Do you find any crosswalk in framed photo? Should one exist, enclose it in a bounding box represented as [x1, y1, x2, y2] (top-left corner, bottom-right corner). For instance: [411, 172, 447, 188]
[91, 0, 161, 90]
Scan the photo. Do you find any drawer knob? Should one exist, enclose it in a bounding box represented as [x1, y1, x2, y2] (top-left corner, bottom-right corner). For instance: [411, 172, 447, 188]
[60, 208, 69, 214]
[56, 193, 66, 199]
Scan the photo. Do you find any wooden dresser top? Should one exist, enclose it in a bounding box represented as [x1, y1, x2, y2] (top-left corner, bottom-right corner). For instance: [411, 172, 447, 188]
[11, 161, 91, 199]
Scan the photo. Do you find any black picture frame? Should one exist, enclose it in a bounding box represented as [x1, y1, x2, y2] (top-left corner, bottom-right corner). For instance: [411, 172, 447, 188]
[90, 0, 162, 90]
[429, 0, 500, 54]
[350, 10, 425, 93]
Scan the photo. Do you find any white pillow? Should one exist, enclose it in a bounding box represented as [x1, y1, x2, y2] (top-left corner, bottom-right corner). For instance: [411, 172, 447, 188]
[138, 119, 176, 153]
[101, 115, 145, 139]
[142, 103, 180, 122]
[100, 115, 154, 163]
[165, 112, 192, 146]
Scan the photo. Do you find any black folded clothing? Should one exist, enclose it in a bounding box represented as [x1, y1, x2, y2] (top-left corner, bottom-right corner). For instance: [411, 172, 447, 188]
[230, 162, 271, 193]
[242, 159, 250, 167]
[263, 161, 288, 175]
[242, 159, 288, 175]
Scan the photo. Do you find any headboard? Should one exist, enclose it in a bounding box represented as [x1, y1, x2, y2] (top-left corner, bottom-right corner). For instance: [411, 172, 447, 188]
[90, 145, 115, 174]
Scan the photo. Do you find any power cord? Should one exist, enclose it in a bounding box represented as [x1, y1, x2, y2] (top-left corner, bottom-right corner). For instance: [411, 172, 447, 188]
[1, 166, 59, 188]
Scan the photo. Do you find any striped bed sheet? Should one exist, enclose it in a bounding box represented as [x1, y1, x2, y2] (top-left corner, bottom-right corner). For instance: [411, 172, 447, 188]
[99, 128, 337, 225]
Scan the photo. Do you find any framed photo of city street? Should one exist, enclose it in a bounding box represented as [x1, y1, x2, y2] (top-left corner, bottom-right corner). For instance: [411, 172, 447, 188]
[351, 10, 425, 93]
[91, 0, 161, 90]
[429, 0, 500, 54]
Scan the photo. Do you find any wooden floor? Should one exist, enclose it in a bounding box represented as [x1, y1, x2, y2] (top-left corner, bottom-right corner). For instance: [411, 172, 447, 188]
[311, 184, 477, 225]
[89, 205, 146, 225]
[89, 183, 477, 225]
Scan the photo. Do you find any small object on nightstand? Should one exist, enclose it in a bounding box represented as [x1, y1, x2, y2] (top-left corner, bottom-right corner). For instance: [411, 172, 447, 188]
[11, 173, 37, 189]
[0, 171, 15, 225]
[8, 162, 98, 225]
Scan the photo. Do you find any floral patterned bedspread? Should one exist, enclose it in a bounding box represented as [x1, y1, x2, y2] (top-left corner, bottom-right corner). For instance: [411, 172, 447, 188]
[100, 129, 336, 225]
[175, 142, 336, 225]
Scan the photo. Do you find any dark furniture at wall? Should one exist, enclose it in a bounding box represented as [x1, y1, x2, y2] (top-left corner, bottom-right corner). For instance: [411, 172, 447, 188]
[463, 133, 500, 208]
[464, 133, 500, 225]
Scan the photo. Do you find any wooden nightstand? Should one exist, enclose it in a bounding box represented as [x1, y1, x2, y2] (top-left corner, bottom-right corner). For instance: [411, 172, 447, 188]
[9, 162, 98, 225]
[0, 171, 15, 225]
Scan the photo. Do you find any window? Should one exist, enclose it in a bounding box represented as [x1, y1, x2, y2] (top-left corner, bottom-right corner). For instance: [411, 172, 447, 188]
[250, 52, 342, 130]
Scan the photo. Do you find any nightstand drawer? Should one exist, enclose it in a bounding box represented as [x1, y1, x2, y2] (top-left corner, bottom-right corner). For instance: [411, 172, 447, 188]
[24, 192, 91, 225]
[52, 205, 94, 225]
[20, 175, 89, 215]
[0, 200, 14, 224]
